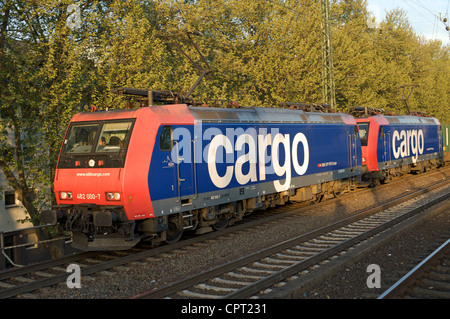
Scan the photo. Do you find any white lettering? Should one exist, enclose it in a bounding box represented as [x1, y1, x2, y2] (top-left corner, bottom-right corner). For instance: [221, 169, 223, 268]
[400, 130, 407, 157]
[407, 130, 412, 156]
[392, 130, 400, 158]
[171, 127, 191, 164]
[272, 133, 291, 192]
[410, 130, 418, 160]
[208, 134, 233, 188]
[258, 131, 272, 181]
[235, 132, 258, 185]
[181, 303, 215, 316]
[292, 132, 309, 176]
[392, 129, 425, 160]
[67, 4, 82, 30]
[418, 129, 424, 155]
[205, 129, 310, 190]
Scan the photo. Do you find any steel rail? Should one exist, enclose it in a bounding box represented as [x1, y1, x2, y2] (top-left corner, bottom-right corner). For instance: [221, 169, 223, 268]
[378, 238, 450, 299]
[229, 191, 450, 299]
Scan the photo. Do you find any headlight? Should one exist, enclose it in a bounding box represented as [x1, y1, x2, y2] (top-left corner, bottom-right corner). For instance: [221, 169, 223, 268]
[60, 191, 72, 200]
[107, 192, 121, 201]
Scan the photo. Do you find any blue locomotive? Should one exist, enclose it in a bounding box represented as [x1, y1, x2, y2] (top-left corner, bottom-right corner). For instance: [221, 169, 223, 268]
[356, 114, 444, 183]
[148, 106, 363, 243]
[46, 103, 364, 250]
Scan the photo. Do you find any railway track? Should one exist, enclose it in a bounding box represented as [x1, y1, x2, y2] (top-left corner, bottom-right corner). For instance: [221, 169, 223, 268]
[0, 207, 316, 298]
[134, 180, 450, 299]
[378, 238, 450, 299]
[0, 169, 448, 299]
[0, 248, 152, 299]
[0, 199, 322, 299]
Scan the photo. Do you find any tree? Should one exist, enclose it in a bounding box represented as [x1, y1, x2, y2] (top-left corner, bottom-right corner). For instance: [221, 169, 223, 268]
[0, 0, 142, 257]
[331, 1, 449, 120]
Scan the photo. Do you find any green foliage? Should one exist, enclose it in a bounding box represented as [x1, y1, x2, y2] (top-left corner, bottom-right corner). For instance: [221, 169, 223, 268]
[330, 1, 449, 119]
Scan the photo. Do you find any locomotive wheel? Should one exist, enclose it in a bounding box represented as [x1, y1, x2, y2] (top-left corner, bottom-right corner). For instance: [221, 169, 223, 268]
[212, 215, 228, 231]
[311, 194, 324, 204]
[331, 191, 341, 198]
[165, 221, 183, 244]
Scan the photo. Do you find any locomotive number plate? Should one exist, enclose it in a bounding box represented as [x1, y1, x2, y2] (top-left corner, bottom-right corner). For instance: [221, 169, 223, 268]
[77, 193, 101, 200]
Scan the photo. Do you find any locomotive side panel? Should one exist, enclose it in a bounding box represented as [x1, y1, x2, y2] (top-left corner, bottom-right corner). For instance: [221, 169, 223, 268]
[147, 120, 362, 218]
[384, 123, 441, 166]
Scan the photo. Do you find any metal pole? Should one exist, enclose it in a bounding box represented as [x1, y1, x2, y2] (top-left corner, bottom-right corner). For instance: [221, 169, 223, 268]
[321, 0, 336, 110]
[1, 232, 24, 268]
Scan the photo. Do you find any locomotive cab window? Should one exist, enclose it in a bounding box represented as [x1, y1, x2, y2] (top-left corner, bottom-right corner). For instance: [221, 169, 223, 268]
[64, 121, 134, 154]
[65, 124, 99, 153]
[96, 122, 133, 153]
[357, 122, 370, 146]
[59, 119, 135, 169]
[378, 126, 384, 138]
[160, 126, 173, 151]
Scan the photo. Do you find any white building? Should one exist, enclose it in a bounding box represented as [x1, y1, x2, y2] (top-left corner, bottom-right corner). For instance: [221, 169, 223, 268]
[1, 174, 34, 233]
[0, 121, 35, 233]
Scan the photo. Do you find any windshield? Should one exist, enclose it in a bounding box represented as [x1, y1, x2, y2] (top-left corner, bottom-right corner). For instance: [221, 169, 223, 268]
[357, 122, 370, 146]
[59, 119, 135, 169]
[96, 122, 133, 153]
[64, 121, 133, 154]
[65, 124, 100, 153]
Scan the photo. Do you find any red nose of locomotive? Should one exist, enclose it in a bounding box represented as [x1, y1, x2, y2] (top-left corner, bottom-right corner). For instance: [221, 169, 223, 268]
[47, 110, 145, 250]
[45, 105, 195, 251]
[55, 168, 123, 206]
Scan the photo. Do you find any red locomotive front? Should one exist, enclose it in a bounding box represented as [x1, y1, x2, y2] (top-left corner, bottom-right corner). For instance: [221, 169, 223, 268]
[43, 105, 195, 250]
[356, 115, 390, 173]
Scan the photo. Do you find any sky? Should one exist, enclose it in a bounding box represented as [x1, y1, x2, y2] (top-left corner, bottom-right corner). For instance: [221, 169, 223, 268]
[366, 0, 450, 46]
